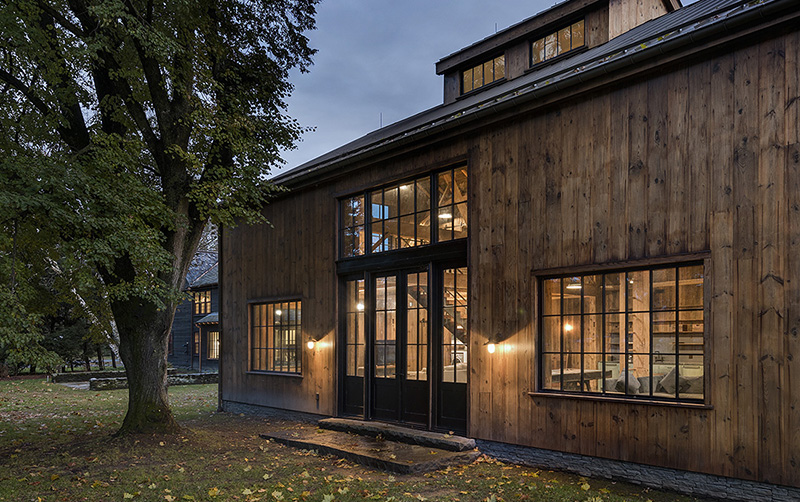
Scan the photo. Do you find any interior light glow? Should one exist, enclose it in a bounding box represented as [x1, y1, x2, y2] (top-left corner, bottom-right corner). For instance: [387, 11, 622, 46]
[275, 309, 282, 316]
[487, 343, 496, 354]
[564, 323, 574, 332]
[356, 303, 365, 311]
[306, 340, 315, 350]
[438, 213, 452, 219]
[565, 284, 582, 290]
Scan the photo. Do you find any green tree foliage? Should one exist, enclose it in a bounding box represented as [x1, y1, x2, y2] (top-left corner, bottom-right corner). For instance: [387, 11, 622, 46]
[0, 0, 317, 433]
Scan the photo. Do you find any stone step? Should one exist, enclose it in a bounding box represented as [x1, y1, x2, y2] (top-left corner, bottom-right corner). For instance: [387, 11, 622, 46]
[261, 427, 480, 474]
[318, 418, 476, 452]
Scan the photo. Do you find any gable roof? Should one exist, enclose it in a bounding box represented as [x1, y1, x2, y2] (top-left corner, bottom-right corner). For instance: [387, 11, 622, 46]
[274, 0, 794, 188]
[189, 262, 218, 290]
[184, 251, 218, 289]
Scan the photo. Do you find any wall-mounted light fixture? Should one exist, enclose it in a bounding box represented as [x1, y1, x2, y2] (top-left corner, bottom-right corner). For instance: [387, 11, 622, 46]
[306, 340, 316, 350]
[487, 342, 496, 354]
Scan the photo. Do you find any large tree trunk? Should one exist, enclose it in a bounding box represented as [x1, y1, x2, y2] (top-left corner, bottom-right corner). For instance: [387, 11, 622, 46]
[109, 200, 203, 435]
[114, 295, 181, 435]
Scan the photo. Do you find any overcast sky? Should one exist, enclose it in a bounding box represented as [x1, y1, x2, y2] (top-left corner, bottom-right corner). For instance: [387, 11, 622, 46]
[277, 0, 693, 174]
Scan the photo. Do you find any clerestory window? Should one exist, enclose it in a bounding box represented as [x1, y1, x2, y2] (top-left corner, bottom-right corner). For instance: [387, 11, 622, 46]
[531, 19, 585, 66]
[339, 166, 468, 258]
[462, 55, 505, 94]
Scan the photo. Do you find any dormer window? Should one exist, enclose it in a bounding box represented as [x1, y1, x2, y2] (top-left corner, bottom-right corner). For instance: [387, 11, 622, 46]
[462, 55, 505, 94]
[531, 19, 585, 66]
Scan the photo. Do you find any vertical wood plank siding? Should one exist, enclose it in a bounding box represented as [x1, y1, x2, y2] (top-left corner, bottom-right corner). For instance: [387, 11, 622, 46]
[221, 28, 800, 487]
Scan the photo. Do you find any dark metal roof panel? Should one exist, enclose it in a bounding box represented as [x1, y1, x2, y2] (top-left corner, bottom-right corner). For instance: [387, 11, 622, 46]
[183, 252, 218, 289]
[196, 312, 219, 325]
[189, 262, 218, 289]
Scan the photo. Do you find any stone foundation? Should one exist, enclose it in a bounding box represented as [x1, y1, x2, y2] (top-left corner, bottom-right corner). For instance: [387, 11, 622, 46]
[88, 372, 218, 391]
[477, 439, 800, 502]
[220, 400, 324, 424]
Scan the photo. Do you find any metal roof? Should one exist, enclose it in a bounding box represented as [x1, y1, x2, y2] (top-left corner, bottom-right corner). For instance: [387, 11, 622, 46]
[184, 252, 217, 289]
[196, 312, 219, 325]
[189, 262, 218, 289]
[273, 0, 791, 187]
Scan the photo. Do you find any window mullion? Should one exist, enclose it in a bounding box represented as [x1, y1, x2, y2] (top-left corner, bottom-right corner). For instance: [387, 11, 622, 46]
[675, 268, 681, 400]
[649, 270, 654, 398]
[560, 277, 565, 391]
[601, 274, 606, 394]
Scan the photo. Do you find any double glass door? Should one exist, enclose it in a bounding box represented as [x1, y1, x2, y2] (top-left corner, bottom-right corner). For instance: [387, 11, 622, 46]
[340, 266, 468, 432]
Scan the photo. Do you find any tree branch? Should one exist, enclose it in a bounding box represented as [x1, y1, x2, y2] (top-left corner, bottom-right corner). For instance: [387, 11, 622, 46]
[35, 0, 85, 38]
[0, 68, 52, 117]
[33, 9, 91, 151]
[65, 0, 164, 162]
[120, 0, 172, 143]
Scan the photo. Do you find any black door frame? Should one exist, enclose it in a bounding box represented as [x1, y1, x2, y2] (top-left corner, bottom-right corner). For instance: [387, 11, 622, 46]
[432, 260, 469, 433]
[336, 252, 468, 434]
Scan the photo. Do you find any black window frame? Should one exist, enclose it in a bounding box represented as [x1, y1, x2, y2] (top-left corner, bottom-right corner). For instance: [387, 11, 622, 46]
[461, 54, 506, 95]
[338, 166, 468, 260]
[537, 261, 706, 404]
[207, 330, 220, 360]
[530, 18, 586, 68]
[249, 299, 303, 375]
[193, 290, 211, 315]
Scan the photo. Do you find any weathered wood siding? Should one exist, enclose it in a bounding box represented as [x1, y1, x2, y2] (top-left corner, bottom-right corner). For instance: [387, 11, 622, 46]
[608, 0, 671, 39]
[221, 27, 799, 486]
[168, 299, 193, 368]
[468, 29, 799, 487]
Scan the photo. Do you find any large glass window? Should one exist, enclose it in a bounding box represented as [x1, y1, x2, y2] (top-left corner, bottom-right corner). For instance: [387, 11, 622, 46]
[442, 267, 468, 384]
[344, 279, 366, 377]
[531, 20, 585, 66]
[341, 196, 366, 257]
[540, 263, 704, 402]
[462, 55, 505, 94]
[340, 167, 467, 258]
[374, 276, 397, 378]
[193, 290, 211, 315]
[406, 271, 428, 381]
[250, 300, 302, 374]
[207, 331, 220, 360]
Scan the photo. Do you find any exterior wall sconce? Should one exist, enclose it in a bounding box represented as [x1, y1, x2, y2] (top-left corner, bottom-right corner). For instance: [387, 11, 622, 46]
[306, 340, 316, 350]
[487, 342, 496, 354]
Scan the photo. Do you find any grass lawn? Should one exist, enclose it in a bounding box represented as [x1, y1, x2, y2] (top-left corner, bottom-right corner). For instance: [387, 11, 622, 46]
[0, 378, 714, 502]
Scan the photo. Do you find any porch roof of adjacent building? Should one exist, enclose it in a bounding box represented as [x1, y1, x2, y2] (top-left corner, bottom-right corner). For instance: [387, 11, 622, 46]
[196, 312, 219, 325]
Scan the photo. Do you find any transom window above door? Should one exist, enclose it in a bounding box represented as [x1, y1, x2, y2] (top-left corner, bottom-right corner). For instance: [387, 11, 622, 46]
[340, 166, 468, 258]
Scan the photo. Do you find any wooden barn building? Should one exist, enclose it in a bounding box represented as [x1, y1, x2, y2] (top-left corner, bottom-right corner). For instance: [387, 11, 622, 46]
[219, 0, 800, 497]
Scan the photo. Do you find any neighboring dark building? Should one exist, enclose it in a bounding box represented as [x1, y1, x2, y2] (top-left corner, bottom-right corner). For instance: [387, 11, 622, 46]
[168, 252, 219, 372]
[220, 0, 800, 497]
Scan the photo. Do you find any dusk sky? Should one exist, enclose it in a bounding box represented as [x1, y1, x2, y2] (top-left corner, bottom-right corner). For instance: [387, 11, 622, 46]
[278, 0, 568, 174]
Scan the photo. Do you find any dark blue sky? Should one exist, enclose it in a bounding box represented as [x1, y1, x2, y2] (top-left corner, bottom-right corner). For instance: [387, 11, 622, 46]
[278, 0, 693, 173]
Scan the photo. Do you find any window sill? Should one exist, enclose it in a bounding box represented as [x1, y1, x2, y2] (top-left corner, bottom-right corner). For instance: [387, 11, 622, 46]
[247, 371, 303, 379]
[527, 391, 712, 410]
